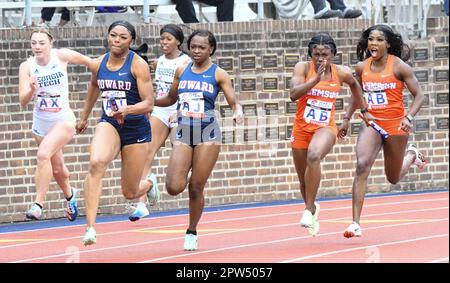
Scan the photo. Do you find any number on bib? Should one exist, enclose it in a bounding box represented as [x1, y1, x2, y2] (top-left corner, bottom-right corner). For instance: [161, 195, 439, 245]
[101, 91, 127, 116]
[36, 92, 61, 112]
[365, 91, 388, 108]
[178, 92, 205, 118]
[303, 99, 333, 125]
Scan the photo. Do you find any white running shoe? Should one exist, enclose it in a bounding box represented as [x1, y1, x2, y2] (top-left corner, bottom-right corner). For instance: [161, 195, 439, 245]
[26, 203, 42, 220]
[300, 209, 313, 228]
[82, 227, 97, 246]
[407, 144, 427, 170]
[184, 233, 198, 251]
[128, 202, 149, 222]
[146, 173, 160, 206]
[313, 202, 320, 220]
[308, 219, 320, 237]
[308, 202, 321, 236]
[343, 222, 362, 238]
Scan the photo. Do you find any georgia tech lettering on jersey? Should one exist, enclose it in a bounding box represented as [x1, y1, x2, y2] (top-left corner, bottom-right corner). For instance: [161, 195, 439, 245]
[97, 79, 132, 90]
[156, 67, 176, 78]
[36, 71, 65, 87]
[156, 67, 177, 98]
[178, 80, 214, 93]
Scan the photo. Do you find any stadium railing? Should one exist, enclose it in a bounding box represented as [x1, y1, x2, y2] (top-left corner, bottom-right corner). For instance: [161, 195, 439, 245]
[0, 0, 274, 27]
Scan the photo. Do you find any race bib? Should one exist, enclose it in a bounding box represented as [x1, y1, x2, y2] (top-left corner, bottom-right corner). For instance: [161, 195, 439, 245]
[178, 92, 205, 118]
[101, 90, 127, 116]
[36, 92, 61, 112]
[156, 81, 171, 98]
[365, 91, 388, 109]
[303, 99, 333, 125]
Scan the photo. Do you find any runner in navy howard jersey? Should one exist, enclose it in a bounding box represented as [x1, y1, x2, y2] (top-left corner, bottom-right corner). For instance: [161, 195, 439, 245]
[155, 29, 243, 251]
[76, 21, 154, 246]
[130, 24, 190, 222]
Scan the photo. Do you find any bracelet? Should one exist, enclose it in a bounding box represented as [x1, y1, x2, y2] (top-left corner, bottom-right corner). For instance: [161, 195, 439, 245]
[343, 116, 351, 121]
[360, 108, 369, 114]
[406, 114, 414, 123]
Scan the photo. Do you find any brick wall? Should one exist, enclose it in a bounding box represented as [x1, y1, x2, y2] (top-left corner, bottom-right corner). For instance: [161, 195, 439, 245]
[0, 18, 448, 223]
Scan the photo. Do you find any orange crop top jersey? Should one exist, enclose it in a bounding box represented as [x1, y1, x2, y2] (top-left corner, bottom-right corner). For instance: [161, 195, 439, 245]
[361, 54, 406, 120]
[294, 62, 341, 133]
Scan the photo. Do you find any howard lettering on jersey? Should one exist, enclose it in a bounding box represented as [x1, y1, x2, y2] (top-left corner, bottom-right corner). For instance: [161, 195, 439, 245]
[97, 79, 132, 90]
[363, 82, 397, 91]
[308, 88, 339, 99]
[179, 80, 214, 94]
[37, 71, 64, 87]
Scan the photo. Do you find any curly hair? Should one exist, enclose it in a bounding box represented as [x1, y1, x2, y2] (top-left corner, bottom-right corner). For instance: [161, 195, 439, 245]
[356, 25, 410, 62]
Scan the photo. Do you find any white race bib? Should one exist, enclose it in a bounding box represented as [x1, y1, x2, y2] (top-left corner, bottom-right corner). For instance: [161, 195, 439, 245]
[36, 92, 61, 112]
[156, 81, 171, 98]
[365, 91, 388, 109]
[101, 91, 127, 116]
[303, 99, 333, 125]
[178, 92, 205, 118]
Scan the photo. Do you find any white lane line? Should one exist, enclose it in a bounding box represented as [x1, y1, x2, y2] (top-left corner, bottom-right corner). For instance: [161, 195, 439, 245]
[281, 234, 449, 263]
[1, 191, 447, 235]
[8, 205, 448, 262]
[1, 195, 447, 250]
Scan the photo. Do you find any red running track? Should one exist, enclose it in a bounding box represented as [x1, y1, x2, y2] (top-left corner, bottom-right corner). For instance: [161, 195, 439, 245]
[0, 191, 448, 263]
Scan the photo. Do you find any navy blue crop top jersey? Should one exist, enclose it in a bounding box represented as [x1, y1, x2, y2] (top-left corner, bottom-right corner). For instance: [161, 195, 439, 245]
[175, 63, 222, 145]
[97, 51, 151, 147]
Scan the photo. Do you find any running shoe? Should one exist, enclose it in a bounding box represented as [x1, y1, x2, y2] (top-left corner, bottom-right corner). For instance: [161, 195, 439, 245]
[184, 233, 198, 251]
[25, 203, 42, 220]
[344, 222, 363, 238]
[407, 144, 427, 170]
[66, 188, 78, 221]
[82, 227, 97, 246]
[300, 209, 313, 228]
[146, 173, 160, 206]
[308, 202, 321, 237]
[128, 202, 149, 222]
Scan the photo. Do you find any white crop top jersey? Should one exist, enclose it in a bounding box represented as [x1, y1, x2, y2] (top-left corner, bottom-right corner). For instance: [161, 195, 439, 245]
[28, 49, 71, 121]
[154, 52, 190, 111]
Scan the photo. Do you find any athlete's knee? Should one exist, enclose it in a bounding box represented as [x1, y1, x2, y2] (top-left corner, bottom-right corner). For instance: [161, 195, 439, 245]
[36, 149, 52, 164]
[122, 189, 140, 200]
[188, 183, 204, 200]
[355, 159, 372, 176]
[88, 158, 109, 175]
[165, 179, 185, 196]
[306, 149, 321, 164]
[386, 174, 401, 184]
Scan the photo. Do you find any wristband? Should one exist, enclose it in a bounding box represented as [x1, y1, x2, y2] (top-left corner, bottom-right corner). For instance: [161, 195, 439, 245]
[406, 114, 414, 123]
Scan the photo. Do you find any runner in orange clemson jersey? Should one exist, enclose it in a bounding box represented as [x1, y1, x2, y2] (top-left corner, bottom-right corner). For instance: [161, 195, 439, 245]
[290, 33, 367, 237]
[344, 25, 427, 238]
